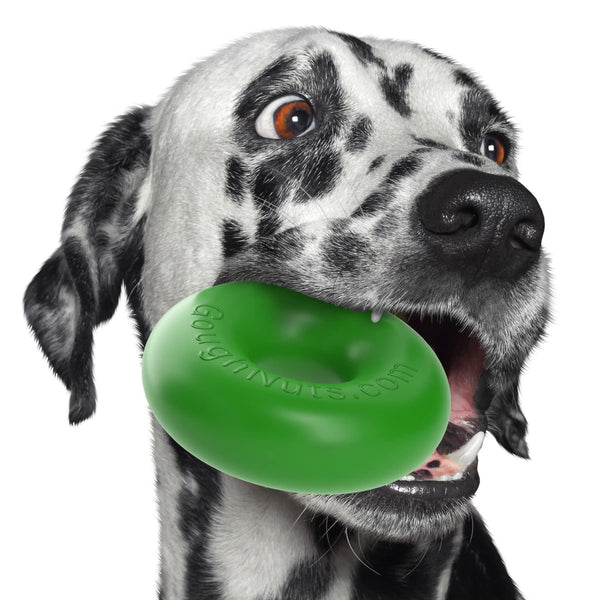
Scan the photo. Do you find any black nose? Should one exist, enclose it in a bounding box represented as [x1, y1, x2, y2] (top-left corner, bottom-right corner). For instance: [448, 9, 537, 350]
[417, 169, 545, 278]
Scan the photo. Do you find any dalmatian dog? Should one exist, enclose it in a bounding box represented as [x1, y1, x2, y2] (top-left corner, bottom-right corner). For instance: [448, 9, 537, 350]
[24, 27, 549, 599]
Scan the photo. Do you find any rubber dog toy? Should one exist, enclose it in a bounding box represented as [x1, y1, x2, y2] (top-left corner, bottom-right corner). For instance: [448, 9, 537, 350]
[142, 282, 450, 494]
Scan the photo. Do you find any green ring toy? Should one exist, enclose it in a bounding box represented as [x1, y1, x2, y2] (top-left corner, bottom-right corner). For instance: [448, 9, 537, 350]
[142, 281, 450, 494]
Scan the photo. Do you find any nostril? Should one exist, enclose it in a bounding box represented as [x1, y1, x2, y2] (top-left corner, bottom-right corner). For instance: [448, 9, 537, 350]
[457, 208, 478, 231]
[511, 219, 543, 251]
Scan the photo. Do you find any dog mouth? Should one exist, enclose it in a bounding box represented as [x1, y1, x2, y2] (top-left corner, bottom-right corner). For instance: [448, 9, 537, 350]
[378, 311, 487, 499]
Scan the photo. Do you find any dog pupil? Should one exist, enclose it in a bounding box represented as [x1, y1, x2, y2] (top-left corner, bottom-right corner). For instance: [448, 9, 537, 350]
[485, 136, 498, 160]
[289, 108, 311, 134]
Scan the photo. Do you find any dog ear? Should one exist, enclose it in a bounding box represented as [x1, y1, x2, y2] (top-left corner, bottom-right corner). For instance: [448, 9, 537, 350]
[24, 106, 152, 424]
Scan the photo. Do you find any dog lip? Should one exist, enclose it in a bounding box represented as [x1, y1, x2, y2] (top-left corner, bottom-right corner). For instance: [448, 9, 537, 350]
[384, 459, 480, 499]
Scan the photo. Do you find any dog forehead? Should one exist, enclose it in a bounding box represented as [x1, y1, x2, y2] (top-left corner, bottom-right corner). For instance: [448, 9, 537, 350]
[151, 28, 466, 138]
[335, 36, 468, 143]
[152, 28, 335, 130]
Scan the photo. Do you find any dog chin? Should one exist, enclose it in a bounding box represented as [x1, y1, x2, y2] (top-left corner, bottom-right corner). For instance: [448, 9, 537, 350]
[291, 489, 472, 543]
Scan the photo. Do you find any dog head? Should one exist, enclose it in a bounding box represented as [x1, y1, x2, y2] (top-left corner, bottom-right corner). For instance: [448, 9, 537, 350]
[24, 28, 550, 542]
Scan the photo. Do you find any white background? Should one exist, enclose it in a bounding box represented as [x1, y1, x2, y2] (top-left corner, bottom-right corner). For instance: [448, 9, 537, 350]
[2, 1, 598, 598]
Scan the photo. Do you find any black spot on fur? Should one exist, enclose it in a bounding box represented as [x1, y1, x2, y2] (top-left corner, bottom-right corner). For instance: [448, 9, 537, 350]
[380, 64, 413, 117]
[313, 514, 346, 555]
[419, 45, 456, 64]
[453, 151, 486, 167]
[235, 50, 348, 216]
[297, 150, 342, 200]
[234, 55, 298, 121]
[352, 192, 388, 217]
[221, 219, 249, 258]
[454, 69, 478, 88]
[225, 156, 247, 204]
[385, 153, 423, 185]
[447, 511, 523, 599]
[458, 87, 515, 154]
[346, 116, 373, 153]
[351, 529, 459, 599]
[331, 31, 386, 68]
[253, 164, 285, 237]
[236, 50, 348, 150]
[353, 152, 424, 217]
[257, 213, 281, 238]
[167, 436, 223, 600]
[257, 227, 306, 260]
[412, 136, 450, 151]
[267, 528, 332, 600]
[411, 147, 436, 158]
[254, 164, 283, 208]
[368, 155, 385, 173]
[306, 51, 348, 139]
[487, 102, 503, 120]
[323, 231, 373, 274]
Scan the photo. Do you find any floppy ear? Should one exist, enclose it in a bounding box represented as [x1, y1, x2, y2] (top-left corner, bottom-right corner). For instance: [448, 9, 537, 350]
[24, 106, 152, 424]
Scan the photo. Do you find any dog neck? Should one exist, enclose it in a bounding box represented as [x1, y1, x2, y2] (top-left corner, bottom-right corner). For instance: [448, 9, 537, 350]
[153, 420, 463, 599]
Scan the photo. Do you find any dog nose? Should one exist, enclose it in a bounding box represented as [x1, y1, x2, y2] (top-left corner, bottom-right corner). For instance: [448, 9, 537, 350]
[417, 169, 545, 278]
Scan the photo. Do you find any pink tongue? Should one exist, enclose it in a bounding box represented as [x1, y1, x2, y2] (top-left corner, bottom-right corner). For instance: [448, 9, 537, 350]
[413, 336, 485, 476]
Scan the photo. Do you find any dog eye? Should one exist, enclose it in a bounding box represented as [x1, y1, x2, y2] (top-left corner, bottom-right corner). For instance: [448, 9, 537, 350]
[481, 134, 507, 165]
[255, 95, 315, 139]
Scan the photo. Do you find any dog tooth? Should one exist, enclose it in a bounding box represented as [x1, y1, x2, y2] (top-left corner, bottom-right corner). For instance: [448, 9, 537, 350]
[450, 471, 464, 480]
[400, 475, 416, 481]
[446, 431, 485, 471]
[437, 475, 452, 481]
[371, 310, 384, 324]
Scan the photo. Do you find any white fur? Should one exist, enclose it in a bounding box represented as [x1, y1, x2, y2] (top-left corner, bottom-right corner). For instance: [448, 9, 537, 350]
[153, 418, 193, 600]
[205, 476, 317, 599]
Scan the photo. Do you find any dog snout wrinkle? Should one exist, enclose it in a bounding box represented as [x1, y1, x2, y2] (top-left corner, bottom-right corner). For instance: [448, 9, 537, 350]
[417, 169, 544, 278]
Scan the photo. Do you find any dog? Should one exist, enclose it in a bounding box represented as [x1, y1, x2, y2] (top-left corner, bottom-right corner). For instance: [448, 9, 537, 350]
[24, 27, 550, 599]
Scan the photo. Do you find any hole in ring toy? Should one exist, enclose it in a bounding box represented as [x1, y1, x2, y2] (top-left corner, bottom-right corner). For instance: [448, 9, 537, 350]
[142, 281, 450, 494]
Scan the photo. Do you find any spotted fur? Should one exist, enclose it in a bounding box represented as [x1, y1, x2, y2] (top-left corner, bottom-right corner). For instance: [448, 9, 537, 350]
[24, 28, 549, 599]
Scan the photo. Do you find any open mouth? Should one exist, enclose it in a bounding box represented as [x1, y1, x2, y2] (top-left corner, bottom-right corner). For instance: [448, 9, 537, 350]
[380, 312, 487, 499]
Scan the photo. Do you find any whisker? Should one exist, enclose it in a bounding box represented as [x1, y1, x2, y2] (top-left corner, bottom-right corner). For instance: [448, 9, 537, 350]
[252, 191, 303, 233]
[357, 530, 366, 556]
[345, 527, 381, 576]
[319, 515, 339, 542]
[468, 511, 475, 546]
[288, 504, 310, 532]
[309, 520, 344, 568]
[398, 546, 428, 582]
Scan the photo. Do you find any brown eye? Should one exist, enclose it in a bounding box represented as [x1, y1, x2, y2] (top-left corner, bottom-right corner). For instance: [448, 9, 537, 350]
[255, 95, 315, 139]
[273, 100, 314, 139]
[481, 134, 507, 165]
